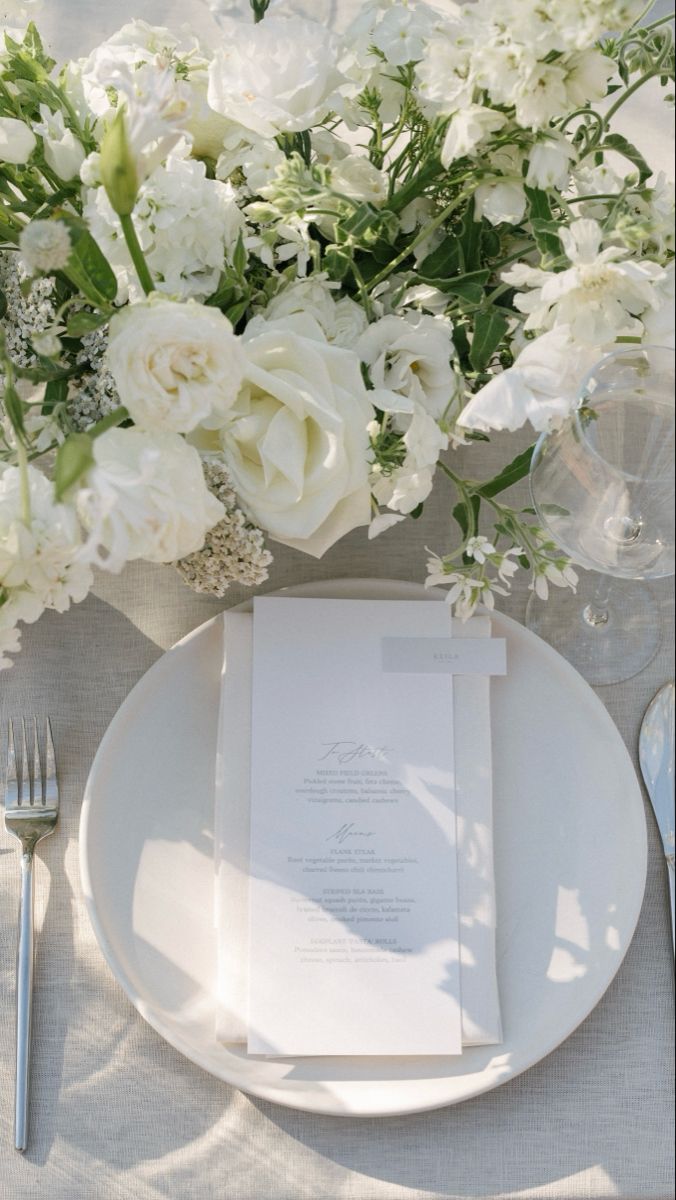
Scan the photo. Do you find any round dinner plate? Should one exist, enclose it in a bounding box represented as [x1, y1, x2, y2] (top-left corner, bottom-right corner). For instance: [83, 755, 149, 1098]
[80, 579, 646, 1117]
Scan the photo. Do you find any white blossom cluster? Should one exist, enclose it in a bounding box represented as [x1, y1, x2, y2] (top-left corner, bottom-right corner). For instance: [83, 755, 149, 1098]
[0, 251, 57, 369]
[175, 458, 273, 595]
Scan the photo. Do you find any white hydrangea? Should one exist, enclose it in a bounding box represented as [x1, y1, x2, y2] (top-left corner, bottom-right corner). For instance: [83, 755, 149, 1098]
[0, 463, 93, 613]
[77, 428, 225, 571]
[82, 147, 246, 302]
[19, 220, 72, 274]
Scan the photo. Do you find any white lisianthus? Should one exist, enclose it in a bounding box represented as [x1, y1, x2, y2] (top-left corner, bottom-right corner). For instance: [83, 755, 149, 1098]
[83, 148, 246, 302]
[34, 106, 85, 180]
[207, 17, 345, 139]
[458, 327, 603, 434]
[107, 297, 245, 434]
[505, 218, 667, 344]
[357, 313, 460, 421]
[0, 116, 36, 165]
[220, 315, 374, 557]
[526, 135, 575, 191]
[441, 105, 506, 167]
[0, 464, 92, 610]
[77, 429, 224, 570]
[259, 277, 368, 348]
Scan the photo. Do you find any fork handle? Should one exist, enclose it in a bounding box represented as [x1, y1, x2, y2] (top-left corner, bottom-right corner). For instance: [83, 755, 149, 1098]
[15, 849, 34, 1153]
[668, 858, 675, 960]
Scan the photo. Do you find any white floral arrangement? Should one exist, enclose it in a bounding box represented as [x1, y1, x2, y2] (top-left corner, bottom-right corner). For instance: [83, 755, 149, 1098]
[1, 0, 674, 667]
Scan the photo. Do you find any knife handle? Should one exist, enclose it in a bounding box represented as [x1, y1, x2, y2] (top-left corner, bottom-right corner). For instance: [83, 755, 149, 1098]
[668, 858, 675, 960]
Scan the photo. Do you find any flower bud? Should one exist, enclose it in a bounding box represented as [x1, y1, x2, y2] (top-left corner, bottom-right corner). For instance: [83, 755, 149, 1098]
[99, 110, 138, 218]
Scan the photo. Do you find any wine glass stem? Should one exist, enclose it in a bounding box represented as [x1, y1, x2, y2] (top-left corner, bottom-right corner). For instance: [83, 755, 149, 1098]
[582, 576, 612, 629]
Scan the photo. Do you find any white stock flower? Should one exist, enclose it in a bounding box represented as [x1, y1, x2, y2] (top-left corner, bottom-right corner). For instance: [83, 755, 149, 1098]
[505, 218, 666, 344]
[441, 106, 506, 167]
[207, 17, 345, 139]
[0, 464, 92, 612]
[19, 220, 72, 274]
[0, 116, 36, 165]
[414, 34, 473, 115]
[83, 148, 245, 302]
[458, 327, 603, 434]
[34, 106, 85, 180]
[526, 135, 575, 191]
[357, 313, 460, 421]
[220, 315, 374, 557]
[77, 428, 224, 570]
[107, 297, 245, 434]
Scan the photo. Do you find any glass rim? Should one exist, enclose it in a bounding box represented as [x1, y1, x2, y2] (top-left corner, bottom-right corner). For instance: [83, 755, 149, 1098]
[570, 343, 675, 483]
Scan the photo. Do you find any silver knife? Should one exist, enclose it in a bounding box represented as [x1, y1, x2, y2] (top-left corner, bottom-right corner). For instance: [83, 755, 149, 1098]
[639, 682, 675, 957]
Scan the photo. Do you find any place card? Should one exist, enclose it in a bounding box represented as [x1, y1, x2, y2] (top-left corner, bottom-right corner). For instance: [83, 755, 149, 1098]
[247, 597, 464, 1057]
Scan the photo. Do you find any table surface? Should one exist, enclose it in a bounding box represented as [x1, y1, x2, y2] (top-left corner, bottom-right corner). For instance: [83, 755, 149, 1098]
[1, 3, 675, 1198]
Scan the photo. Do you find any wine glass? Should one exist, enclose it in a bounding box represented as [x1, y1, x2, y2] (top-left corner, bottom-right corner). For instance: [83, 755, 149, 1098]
[526, 344, 675, 685]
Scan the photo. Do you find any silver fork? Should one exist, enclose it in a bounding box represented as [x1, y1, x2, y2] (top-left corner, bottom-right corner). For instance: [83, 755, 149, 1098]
[4, 719, 59, 1153]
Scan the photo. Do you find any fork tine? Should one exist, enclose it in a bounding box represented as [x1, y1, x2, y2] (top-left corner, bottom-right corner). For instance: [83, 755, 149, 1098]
[20, 718, 30, 806]
[32, 717, 42, 806]
[44, 718, 58, 808]
[5, 720, 18, 807]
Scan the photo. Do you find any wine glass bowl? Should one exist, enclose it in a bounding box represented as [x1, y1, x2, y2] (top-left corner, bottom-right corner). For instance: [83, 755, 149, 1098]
[527, 345, 675, 685]
[530, 346, 675, 580]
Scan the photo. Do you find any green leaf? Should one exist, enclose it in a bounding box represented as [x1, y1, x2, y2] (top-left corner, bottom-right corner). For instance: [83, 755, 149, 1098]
[409, 502, 424, 519]
[54, 433, 94, 500]
[3, 382, 26, 441]
[469, 310, 509, 373]
[43, 377, 68, 412]
[477, 445, 535, 498]
[524, 186, 561, 259]
[458, 208, 482, 273]
[324, 245, 352, 281]
[56, 211, 118, 306]
[452, 500, 469, 539]
[65, 310, 109, 337]
[232, 232, 247, 277]
[437, 269, 490, 304]
[601, 133, 652, 185]
[418, 235, 461, 280]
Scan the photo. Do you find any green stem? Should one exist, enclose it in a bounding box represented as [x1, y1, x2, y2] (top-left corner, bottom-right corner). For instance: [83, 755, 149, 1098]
[604, 67, 671, 126]
[88, 405, 129, 437]
[119, 213, 154, 296]
[367, 187, 476, 293]
[16, 440, 31, 525]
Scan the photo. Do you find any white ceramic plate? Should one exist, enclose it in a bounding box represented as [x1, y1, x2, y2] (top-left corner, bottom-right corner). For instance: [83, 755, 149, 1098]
[80, 579, 646, 1117]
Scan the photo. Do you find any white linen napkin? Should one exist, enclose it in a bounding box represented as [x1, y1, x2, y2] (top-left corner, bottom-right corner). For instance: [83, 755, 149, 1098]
[214, 608, 502, 1049]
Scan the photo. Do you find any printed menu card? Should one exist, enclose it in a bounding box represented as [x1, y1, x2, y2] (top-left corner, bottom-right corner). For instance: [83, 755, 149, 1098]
[247, 597, 463, 1057]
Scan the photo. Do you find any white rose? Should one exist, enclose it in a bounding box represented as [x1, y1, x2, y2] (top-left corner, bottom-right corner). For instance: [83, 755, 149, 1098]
[0, 116, 36, 165]
[441, 106, 506, 167]
[77, 429, 224, 570]
[207, 17, 346, 139]
[220, 315, 374, 557]
[357, 313, 460, 421]
[107, 297, 245, 433]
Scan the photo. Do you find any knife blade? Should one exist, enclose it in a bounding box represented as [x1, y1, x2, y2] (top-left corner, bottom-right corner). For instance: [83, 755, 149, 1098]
[639, 682, 675, 957]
